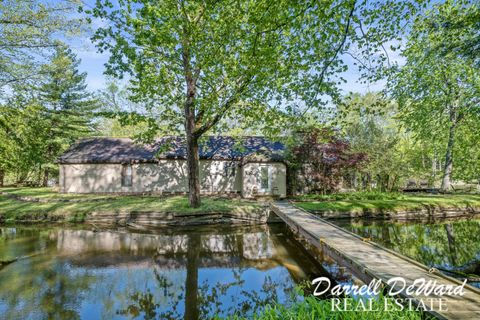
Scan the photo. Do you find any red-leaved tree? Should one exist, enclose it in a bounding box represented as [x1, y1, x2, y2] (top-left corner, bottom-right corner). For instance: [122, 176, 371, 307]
[287, 127, 366, 194]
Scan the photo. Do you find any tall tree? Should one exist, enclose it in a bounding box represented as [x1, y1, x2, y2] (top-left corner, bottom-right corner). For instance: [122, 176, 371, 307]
[89, 0, 356, 206]
[0, 97, 50, 185]
[0, 104, 17, 186]
[39, 44, 97, 185]
[0, 0, 84, 90]
[390, 0, 480, 191]
[89, 0, 426, 207]
[337, 93, 436, 190]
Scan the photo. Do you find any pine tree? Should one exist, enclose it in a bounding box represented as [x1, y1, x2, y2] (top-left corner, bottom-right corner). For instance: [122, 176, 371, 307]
[39, 44, 97, 186]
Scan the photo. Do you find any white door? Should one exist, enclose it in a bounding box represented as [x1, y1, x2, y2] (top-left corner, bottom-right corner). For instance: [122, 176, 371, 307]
[259, 165, 272, 193]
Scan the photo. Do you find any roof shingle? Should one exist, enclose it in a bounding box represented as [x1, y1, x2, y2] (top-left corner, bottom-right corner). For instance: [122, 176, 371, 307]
[58, 136, 285, 164]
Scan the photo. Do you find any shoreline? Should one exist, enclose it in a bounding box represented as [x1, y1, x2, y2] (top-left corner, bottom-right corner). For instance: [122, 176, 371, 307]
[304, 206, 480, 221]
[0, 205, 273, 226]
[2, 187, 480, 225]
[2, 206, 479, 225]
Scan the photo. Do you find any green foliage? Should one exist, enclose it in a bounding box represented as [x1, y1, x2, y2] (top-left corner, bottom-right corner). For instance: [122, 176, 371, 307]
[39, 45, 98, 173]
[337, 93, 434, 191]
[224, 295, 422, 320]
[0, 0, 92, 185]
[0, 0, 84, 89]
[0, 44, 97, 185]
[453, 118, 480, 181]
[389, 0, 480, 189]
[90, 0, 355, 123]
[426, 0, 480, 66]
[87, 0, 433, 133]
[0, 99, 50, 183]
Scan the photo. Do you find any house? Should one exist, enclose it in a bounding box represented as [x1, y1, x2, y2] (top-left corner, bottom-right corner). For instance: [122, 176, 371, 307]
[58, 136, 287, 198]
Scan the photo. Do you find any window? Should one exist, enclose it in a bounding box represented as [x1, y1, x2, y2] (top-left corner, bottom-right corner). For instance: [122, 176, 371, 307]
[260, 166, 270, 191]
[224, 163, 236, 177]
[122, 164, 132, 187]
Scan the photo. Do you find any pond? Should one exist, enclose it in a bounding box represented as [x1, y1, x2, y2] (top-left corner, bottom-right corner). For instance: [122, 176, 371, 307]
[333, 217, 480, 288]
[0, 224, 350, 319]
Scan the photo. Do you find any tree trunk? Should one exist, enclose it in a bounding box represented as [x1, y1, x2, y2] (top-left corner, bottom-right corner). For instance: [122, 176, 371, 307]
[38, 165, 43, 186]
[441, 113, 457, 192]
[445, 224, 457, 266]
[0, 169, 4, 187]
[186, 134, 201, 207]
[42, 168, 49, 187]
[430, 151, 437, 187]
[184, 234, 200, 320]
[184, 88, 201, 207]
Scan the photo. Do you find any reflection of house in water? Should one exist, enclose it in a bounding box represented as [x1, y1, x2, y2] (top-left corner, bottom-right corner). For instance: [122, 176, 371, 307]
[0, 225, 355, 320]
[51, 226, 334, 319]
[51, 225, 336, 282]
[54, 226, 303, 274]
[50, 225, 355, 319]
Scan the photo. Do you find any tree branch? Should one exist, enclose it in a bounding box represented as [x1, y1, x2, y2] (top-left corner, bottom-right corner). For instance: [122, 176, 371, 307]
[301, 0, 356, 117]
[194, 77, 252, 137]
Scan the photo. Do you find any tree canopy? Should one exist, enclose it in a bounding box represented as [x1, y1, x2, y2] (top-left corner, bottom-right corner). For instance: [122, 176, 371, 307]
[0, 0, 84, 90]
[389, 0, 480, 190]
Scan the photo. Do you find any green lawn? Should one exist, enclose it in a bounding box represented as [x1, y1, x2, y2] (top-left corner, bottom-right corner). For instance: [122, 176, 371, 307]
[0, 188, 260, 223]
[0, 187, 117, 200]
[294, 192, 480, 215]
[226, 295, 422, 320]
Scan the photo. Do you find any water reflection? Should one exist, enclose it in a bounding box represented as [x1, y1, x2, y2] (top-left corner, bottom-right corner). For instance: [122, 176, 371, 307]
[0, 224, 339, 319]
[334, 218, 480, 287]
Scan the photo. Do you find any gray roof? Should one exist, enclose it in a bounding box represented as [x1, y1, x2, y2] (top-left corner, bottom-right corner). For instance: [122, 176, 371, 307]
[58, 136, 285, 164]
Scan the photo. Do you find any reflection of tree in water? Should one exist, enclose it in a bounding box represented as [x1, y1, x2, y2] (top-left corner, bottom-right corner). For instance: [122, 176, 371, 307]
[118, 268, 297, 320]
[117, 231, 301, 320]
[198, 270, 297, 318]
[0, 228, 98, 320]
[197, 268, 245, 317]
[117, 264, 183, 319]
[0, 258, 97, 320]
[1, 225, 333, 319]
[338, 219, 480, 277]
[117, 289, 159, 319]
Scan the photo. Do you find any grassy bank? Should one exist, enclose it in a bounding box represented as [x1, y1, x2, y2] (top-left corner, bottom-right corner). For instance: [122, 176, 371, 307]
[0, 187, 260, 223]
[227, 295, 423, 320]
[294, 191, 480, 215]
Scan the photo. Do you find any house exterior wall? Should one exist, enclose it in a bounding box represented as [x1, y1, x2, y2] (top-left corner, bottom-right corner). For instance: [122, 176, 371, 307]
[242, 162, 287, 198]
[60, 160, 286, 196]
[60, 160, 246, 194]
[132, 160, 188, 193]
[60, 164, 124, 193]
[131, 160, 241, 193]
